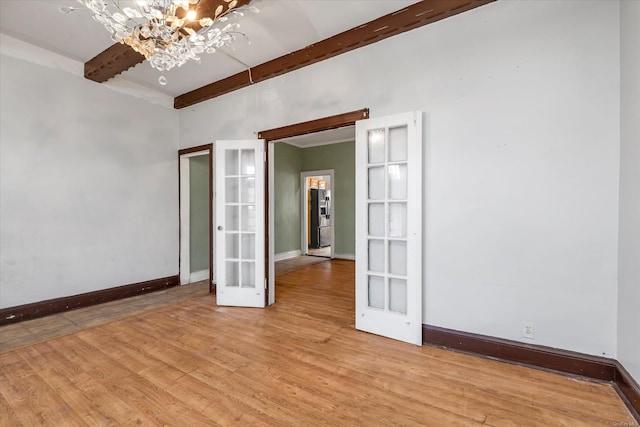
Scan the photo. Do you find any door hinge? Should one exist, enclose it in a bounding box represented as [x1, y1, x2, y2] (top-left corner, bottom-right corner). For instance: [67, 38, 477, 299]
[264, 278, 267, 290]
[264, 151, 267, 163]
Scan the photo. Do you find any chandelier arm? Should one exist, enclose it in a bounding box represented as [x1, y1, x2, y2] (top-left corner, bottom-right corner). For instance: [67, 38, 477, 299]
[218, 49, 254, 84]
[218, 48, 251, 68]
[106, 0, 139, 32]
[67, 0, 258, 77]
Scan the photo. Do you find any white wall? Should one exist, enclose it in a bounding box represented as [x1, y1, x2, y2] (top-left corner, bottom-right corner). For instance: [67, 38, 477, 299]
[617, 0, 640, 381]
[180, 0, 621, 357]
[0, 53, 179, 308]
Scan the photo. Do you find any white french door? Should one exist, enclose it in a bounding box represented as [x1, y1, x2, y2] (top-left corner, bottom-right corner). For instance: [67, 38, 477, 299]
[355, 111, 423, 345]
[215, 140, 265, 308]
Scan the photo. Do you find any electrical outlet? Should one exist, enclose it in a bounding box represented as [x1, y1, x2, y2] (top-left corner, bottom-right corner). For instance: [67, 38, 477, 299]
[523, 322, 535, 339]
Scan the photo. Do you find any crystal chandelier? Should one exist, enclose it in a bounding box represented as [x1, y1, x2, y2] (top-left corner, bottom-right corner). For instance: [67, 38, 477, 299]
[61, 0, 258, 84]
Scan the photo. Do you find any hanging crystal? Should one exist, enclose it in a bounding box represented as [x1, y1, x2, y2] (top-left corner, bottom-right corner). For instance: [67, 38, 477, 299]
[62, 0, 258, 81]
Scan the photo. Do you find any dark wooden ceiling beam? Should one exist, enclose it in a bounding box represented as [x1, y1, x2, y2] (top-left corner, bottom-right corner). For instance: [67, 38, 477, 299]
[85, 43, 146, 83]
[174, 0, 495, 109]
[84, 0, 252, 83]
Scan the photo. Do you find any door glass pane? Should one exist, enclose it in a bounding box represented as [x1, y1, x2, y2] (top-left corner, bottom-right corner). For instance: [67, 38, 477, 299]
[388, 240, 407, 276]
[368, 167, 385, 200]
[241, 206, 256, 232]
[388, 164, 407, 200]
[226, 206, 239, 231]
[226, 177, 239, 203]
[241, 177, 255, 204]
[388, 203, 407, 238]
[241, 262, 255, 288]
[225, 233, 239, 259]
[388, 126, 408, 162]
[368, 129, 385, 164]
[241, 149, 256, 175]
[389, 278, 407, 314]
[368, 239, 384, 273]
[241, 234, 255, 259]
[368, 275, 385, 309]
[226, 261, 239, 287]
[225, 150, 239, 175]
[368, 203, 385, 237]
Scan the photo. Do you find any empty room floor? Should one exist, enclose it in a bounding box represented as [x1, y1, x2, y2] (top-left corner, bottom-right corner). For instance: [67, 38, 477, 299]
[0, 260, 635, 425]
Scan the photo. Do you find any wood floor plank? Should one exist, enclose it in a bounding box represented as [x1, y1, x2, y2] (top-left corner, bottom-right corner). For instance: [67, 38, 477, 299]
[0, 260, 635, 426]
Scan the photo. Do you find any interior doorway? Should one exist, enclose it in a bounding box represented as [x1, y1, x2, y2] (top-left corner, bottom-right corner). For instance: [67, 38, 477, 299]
[261, 108, 369, 304]
[301, 170, 335, 259]
[178, 145, 213, 291]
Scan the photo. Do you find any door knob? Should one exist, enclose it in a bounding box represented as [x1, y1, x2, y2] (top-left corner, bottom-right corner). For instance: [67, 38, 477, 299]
[217, 226, 223, 230]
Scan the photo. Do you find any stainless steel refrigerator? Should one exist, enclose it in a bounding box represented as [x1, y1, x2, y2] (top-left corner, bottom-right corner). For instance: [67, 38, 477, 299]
[310, 188, 331, 249]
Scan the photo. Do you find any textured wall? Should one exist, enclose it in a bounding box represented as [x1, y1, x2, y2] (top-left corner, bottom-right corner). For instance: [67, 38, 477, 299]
[189, 155, 210, 273]
[274, 143, 303, 254]
[617, 0, 640, 382]
[0, 54, 179, 308]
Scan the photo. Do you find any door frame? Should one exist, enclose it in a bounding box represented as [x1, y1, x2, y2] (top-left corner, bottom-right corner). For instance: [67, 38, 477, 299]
[259, 108, 370, 305]
[300, 170, 335, 258]
[178, 144, 214, 292]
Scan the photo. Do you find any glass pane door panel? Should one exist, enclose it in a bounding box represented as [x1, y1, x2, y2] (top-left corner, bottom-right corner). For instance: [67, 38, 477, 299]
[368, 167, 385, 200]
[388, 126, 408, 162]
[226, 206, 239, 231]
[368, 203, 385, 237]
[241, 150, 256, 175]
[226, 177, 239, 203]
[388, 203, 407, 238]
[225, 150, 239, 175]
[388, 164, 407, 200]
[226, 233, 239, 259]
[368, 275, 385, 309]
[389, 278, 407, 314]
[388, 240, 407, 276]
[368, 129, 385, 164]
[226, 261, 239, 287]
[241, 234, 255, 259]
[241, 177, 255, 203]
[368, 239, 385, 273]
[241, 262, 255, 288]
[216, 140, 265, 308]
[241, 206, 256, 232]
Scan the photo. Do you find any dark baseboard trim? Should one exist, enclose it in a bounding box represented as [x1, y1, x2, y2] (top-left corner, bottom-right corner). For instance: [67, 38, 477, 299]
[614, 361, 640, 421]
[423, 324, 639, 422]
[0, 275, 179, 326]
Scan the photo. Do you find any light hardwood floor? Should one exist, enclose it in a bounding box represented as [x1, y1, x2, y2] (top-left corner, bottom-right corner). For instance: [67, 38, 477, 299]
[0, 281, 210, 353]
[0, 260, 635, 426]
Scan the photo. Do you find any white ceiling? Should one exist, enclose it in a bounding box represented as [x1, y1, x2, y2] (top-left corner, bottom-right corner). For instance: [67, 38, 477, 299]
[0, 0, 416, 97]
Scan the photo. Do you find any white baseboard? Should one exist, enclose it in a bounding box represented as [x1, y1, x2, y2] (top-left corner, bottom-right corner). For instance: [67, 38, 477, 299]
[275, 250, 303, 262]
[334, 253, 356, 261]
[188, 269, 209, 283]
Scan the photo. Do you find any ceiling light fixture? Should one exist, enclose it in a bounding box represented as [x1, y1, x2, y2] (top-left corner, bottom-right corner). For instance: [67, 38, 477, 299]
[61, 0, 258, 85]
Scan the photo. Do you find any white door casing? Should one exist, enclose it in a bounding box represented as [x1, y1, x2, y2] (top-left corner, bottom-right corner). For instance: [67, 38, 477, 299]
[355, 111, 423, 345]
[300, 170, 335, 258]
[215, 140, 265, 308]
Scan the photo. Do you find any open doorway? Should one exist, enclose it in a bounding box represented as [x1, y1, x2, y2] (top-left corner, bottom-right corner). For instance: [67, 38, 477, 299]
[301, 170, 334, 259]
[261, 108, 368, 304]
[178, 145, 213, 291]
[267, 130, 359, 302]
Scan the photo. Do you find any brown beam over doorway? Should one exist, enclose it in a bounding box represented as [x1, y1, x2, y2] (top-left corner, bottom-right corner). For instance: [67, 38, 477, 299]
[258, 109, 370, 141]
